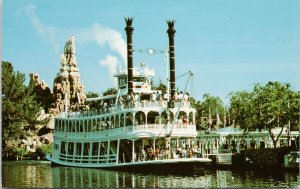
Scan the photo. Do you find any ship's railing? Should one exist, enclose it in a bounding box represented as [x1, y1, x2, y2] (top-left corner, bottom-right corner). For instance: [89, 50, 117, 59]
[74, 100, 192, 118]
[55, 124, 196, 139]
[59, 153, 117, 164]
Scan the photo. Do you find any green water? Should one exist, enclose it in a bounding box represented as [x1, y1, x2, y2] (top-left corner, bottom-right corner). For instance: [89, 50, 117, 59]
[2, 161, 299, 188]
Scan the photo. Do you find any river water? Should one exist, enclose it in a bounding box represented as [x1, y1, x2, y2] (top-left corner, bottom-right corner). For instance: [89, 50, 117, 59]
[2, 161, 299, 188]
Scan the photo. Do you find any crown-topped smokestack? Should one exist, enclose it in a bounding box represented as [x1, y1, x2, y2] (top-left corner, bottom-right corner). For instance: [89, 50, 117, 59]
[125, 17, 134, 94]
[167, 20, 176, 100]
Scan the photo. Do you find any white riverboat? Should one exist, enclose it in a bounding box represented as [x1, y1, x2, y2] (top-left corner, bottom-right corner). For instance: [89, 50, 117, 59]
[47, 18, 211, 172]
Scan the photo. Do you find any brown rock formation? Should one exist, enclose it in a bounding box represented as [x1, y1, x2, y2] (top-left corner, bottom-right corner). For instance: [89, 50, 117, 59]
[50, 35, 87, 115]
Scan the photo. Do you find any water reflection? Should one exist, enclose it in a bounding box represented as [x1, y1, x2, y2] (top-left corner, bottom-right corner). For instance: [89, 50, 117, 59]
[2, 161, 53, 188]
[2, 161, 299, 188]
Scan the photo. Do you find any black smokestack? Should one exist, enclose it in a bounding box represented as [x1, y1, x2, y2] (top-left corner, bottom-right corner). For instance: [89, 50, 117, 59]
[167, 20, 176, 100]
[125, 17, 134, 94]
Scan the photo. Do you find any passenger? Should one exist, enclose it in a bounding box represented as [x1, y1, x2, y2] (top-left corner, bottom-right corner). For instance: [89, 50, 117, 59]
[135, 93, 140, 102]
[165, 148, 170, 159]
[151, 92, 156, 102]
[163, 93, 168, 101]
[181, 148, 187, 158]
[178, 91, 183, 101]
[159, 147, 164, 160]
[155, 147, 160, 160]
[183, 117, 188, 126]
[184, 92, 189, 102]
[141, 149, 146, 161]
[173, 92, 178, 101]
[188, 148, 193, 158]
[176, 146, 182, 158]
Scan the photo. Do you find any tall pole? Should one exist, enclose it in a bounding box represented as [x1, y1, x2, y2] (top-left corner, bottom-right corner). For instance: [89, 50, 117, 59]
[167, 20, 176, 100]
[125, 17, 134, 94]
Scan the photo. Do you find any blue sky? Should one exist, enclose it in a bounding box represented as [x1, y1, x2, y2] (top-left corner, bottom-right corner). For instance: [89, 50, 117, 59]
[3, 0, 300, 105]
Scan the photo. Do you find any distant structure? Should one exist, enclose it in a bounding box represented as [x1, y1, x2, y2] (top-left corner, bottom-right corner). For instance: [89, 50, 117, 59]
[51, 35, 87, 115]
[29, 73, 53, 112]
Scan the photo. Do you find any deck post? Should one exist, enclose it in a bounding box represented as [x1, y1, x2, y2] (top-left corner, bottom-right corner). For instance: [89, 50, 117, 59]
[116, 139, 120, 164]
[153, 138, 156, 152]
[132, 140, 135, 162]
[89, 142, 93, 163]
[98, 142, 101, 164]
[107, 141, 111, 163]
[81, 142, 84, 163]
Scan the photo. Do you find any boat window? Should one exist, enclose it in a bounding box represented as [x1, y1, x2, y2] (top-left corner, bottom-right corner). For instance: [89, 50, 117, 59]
[79, 121, 83, 132]
[125, 113, 133, 126]
[57, 120, 61, 131]
[88, 120, 92, 132]
[63, 120, 67, 131]
[68, 142, 74, 155]
[115, 115, 120, 128]
[110, 116, 114, 129]
[100, 142, 107, 155]
[161, 111, 168, 124]
[84, 120, 89, 132]
[92, 142, 98, 156]
[101, 118, 106, 130]
[120, 114, 125, 127]
[55, 120, 58, 130]
[60, 141, 66, 154]
[72, 121, 76, 132]
[96, 119, 101, 131]
[135, 111, 145, 125]
[83, 143, 90, 156]
[147, 111, 159, 125]
[91, 119, 96, 131]
[76, 143, 82, 156]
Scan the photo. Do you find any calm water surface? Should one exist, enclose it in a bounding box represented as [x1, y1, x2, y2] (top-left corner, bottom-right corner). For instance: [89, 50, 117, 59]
[2, 161, 299, 188]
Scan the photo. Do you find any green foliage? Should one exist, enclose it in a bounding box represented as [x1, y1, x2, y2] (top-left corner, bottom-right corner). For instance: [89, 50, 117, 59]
[2, 61, 41, 152]
[229, 81, 299, 148]
[86, 91, 100, 98]
[229, 91, 255, 131]
[152, 79, 167, 93]
[35, 144, 52, 157]
[200, 94, 225, 129]
[244, 146, 293, 167]
[102, 88, 117, 96]
[13, 147, 27, 157]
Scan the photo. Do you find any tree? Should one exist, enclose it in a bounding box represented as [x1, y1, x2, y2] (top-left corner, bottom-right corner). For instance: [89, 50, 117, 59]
[200, 94, 225, 130]
[86, 91, 100, 110]
[152, 79, 167, 93]
[229, 81, 299, 148]
[86, 91, 100, 98]
[2, 61, 41, 156]
[252, 82, 299, 148]
[229, 91, 255, 131]
[102, 88, 117, 96]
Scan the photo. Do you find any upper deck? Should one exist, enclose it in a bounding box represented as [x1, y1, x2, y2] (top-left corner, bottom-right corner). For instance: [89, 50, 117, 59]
[54, 100, 197, 140]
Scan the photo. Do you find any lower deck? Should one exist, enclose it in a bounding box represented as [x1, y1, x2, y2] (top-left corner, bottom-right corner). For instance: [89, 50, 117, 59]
[50, 137, 211, 169]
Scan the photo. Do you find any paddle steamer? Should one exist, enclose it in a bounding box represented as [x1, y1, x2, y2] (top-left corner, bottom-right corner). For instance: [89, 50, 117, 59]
[47, 18, 211, 172]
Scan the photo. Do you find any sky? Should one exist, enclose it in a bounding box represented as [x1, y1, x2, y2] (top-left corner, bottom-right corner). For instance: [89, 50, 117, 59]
[3, 0, 300, 105]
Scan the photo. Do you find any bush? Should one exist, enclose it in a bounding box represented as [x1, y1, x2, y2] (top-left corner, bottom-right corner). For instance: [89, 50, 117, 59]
[244, 146, 293, 167]
[13, 147, 28, 160]
[35, 144, 52, 158]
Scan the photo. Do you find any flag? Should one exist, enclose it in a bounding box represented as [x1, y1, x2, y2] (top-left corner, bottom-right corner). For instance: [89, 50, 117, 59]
[208, 107, 212, 130]
[216, 108, 220, 130]
[223, 107, 227, 127]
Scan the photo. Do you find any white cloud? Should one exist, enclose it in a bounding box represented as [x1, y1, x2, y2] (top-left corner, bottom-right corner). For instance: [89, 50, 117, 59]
[24, 3, 59, 54]
[91, 23, 127, 64]
[99, 55, 118, 85]
[78, 22, 127, 79]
